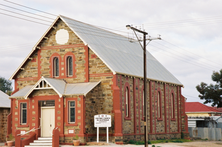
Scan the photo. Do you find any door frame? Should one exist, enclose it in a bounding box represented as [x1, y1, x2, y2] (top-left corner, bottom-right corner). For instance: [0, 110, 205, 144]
[41, 106, 55, 137]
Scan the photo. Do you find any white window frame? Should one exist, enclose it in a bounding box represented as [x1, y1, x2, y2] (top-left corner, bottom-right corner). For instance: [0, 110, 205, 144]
[68, 101, 75, 123]
[20, 103, 27, 125]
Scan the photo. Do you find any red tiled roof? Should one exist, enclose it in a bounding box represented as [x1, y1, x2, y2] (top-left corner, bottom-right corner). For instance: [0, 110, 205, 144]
[212, 107, 222, 112]
[185, 102, 221, 113]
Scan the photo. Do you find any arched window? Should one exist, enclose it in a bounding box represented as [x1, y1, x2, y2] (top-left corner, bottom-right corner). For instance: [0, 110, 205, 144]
[67, 56, 73, 76]
[171, 93, 175, 119]
[157, 91, 161, 119]
[53, 57, 59, 77]
[125, 87, 129, 117]
[143, 90, 145, 117]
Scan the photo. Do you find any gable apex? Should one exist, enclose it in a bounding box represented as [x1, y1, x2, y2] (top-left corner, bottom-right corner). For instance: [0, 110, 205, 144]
[10, 16, 60, 80]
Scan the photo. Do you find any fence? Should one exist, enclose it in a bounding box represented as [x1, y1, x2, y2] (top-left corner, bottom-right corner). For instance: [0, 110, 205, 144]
[188, 127, 222, 140]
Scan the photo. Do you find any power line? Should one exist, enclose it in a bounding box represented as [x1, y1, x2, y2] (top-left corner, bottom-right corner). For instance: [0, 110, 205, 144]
[150, 41, 222, 70]
[3, 0, 56, 16]
[1, 0, 222, 70]
[0, 7, 53, 23]
[0, 12, 49, 25]
[162, 39, 222, 68]
[0, 3, 54, 20]
[148, 43, 221, 71]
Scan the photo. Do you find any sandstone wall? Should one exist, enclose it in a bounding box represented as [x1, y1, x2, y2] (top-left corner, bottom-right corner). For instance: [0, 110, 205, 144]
[0, 108, 10, 142]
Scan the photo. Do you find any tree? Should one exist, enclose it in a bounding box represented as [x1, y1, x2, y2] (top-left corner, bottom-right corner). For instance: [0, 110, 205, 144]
[196, 69, 222, 107]
[0, 76, 12, 94]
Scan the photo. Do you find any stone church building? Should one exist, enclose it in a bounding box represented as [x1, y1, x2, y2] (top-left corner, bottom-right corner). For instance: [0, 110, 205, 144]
[8, 15, 188, 144]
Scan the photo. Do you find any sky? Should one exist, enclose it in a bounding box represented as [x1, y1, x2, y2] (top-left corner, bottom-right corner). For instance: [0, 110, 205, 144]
[1, 0, 222, 105]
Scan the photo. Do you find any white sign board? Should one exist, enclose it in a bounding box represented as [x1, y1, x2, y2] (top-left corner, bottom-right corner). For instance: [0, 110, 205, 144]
[94, 114, 111, 143]
[94, 114, 111, 127]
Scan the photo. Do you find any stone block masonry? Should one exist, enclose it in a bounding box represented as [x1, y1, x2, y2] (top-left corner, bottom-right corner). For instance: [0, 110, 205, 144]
[0, 108, 10, 142]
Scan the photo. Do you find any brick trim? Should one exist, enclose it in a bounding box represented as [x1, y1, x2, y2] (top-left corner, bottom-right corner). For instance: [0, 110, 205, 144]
[112, 74, 123, 136]
[84, 46, 89, 82]
[49, 53, 62, 78]
[157, 87, 162, 120]
[124, 82, 131, 120]
[18, 99, 29, 128]
[41, 44, 85, 50]
[38, 50, 41, 78]
[164, 84, 167, 133]
[171, 89, 175, 120]
[141, 85, 144, 121]
[64, 52, 76, 78]
[65, 98, 78, 126]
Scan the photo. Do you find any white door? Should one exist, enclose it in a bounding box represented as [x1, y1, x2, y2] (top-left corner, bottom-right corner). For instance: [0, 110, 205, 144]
[41, 107, 55, 137]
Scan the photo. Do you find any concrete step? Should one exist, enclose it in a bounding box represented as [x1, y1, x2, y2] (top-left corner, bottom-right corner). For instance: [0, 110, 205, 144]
[24, 137, 52, 147]
[34, 140, 52, 143]
[37, 137, 52, 140]
[30, 142, 52, 145]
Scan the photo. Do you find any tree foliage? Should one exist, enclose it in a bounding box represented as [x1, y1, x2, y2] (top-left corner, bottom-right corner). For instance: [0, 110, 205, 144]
[0, 76, 12, 94]
[196, 69, 222, 107]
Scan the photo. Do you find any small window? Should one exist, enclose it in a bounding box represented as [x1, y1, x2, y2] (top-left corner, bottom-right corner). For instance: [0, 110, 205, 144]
[67, 56, 73, 76]
[157, 91, 161, 118]
[125, 87, 129, 117]
[68, 101, 75, 123]
[171, 93, 175, 119]
[20, 103, 27, 124]
[53, 57, 59, 77]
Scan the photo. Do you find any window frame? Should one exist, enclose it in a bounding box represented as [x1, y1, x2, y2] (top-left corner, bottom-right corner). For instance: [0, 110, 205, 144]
[157, 91, 163, 120]
[20, 102, 27, 125]
[171, 92, 176, 120]
[125, 87, 129, 117]
[142, 89, 145, 120]
[66, 56, 73, 77]
[124, 83, 131, 120]
[68, 101, 76, 124]
[53, 57, 59, 77]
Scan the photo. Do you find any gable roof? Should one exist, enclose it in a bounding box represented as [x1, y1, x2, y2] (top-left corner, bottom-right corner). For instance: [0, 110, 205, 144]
[10, 15, 182, 86]
[185, 102, 221, 113]
[0, 90, 10, 108]
[10, 77, 100, 99]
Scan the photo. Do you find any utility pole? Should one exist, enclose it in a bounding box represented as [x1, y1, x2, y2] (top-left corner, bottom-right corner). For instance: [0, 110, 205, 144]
[126, 25, 161, 147]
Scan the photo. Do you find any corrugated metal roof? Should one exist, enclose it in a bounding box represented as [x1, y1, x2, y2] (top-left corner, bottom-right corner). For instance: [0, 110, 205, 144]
[44, 77, 66, 97]
[10, 85, 33, 98]
[0, 90, 10, 108]
[60, 15, 182, 85]
[10, 15, 182, 86]
[65, 81, 100, 96]
[10, 77, 100, 98]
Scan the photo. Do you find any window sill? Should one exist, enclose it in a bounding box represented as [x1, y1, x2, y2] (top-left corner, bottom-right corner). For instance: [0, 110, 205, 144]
[17, 124, 29, 128]
[124, 117, 131, 120]
[65, 123, 78, 126]
[157, 118, 163, 121]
